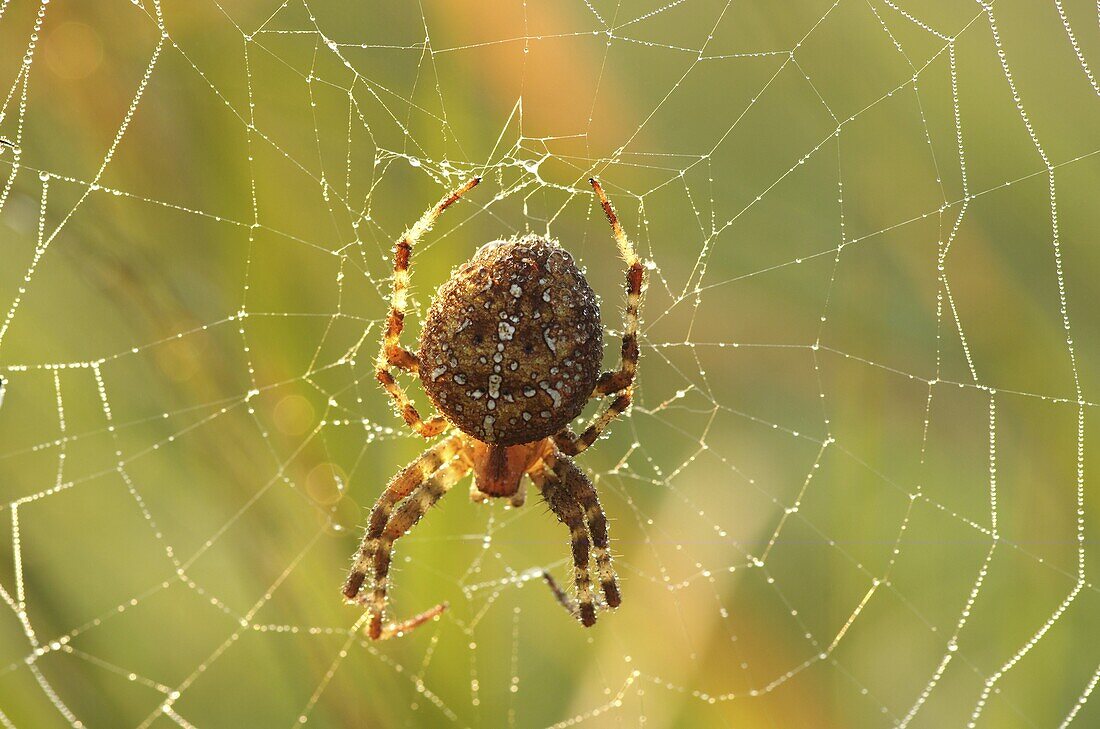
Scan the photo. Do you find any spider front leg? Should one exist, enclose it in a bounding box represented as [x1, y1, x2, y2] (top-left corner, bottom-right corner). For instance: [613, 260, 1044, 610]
[343, 439, 472, 640]
[366, 458, 469, 639]
[343, 434, 466, 600]
[554, 178, 646, 457]
[549, 452, 620, 608]
[376, 176, 481, 438]
[532, 464, 598, 626]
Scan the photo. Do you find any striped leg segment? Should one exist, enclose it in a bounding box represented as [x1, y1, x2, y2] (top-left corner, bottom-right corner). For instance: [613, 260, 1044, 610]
[375, 369, 448, 438]
[555, 178, 645, 456]
[551, 453, 620, 608]
[553, 392, 633, 456]
[365, 455, 471, 639]
[342, 440, 472, 640]
[365, 456, 469, 638]
[532, 465, 597, 627]
[342, 434, 466, 601]
[376, 177, 481, 438]
[589, 177, 644, 397]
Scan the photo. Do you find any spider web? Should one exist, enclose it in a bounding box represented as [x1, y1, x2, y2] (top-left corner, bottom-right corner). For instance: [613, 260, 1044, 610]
[0, 0, 1099, 726]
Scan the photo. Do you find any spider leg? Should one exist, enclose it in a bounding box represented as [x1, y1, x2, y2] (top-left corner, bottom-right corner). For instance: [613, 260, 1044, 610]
[365, 453, 471, 640]
[532, 465, 597, 627]
[376, 602, 449, 641]
[554, 179, 645, 456]
[376, 176, 481, 437]
[553, 392, 633, 456]
[590, 177, 645, 397]
[342, 434, 466, 601]
[548, 451, 621, 608]
[539, 570, 577, 615]
[342, 436, 472, 640]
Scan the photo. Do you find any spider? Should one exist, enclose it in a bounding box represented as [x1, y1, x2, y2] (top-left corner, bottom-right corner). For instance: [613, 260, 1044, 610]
[342, 176, 645, 640]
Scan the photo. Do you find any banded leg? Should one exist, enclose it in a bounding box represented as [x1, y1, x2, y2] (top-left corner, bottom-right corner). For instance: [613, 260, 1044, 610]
[553, 391, 633, 456]
[345, 444, 470, 637]
[550, 452, 620, 608]
[591, 176, 644, 396]
[342, 434, 466, 601]
[365, 455, 471, 639]
[376, 177, 481, 437]
[555, 178, 645, 456]
[532, 466, 597, 627]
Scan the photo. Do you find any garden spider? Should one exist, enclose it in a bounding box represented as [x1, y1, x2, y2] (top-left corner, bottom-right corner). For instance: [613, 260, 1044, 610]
[342, 176, 645, 640]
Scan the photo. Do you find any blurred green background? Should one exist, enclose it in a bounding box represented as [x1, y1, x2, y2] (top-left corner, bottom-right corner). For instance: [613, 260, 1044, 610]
[1, 1, 1099, 726]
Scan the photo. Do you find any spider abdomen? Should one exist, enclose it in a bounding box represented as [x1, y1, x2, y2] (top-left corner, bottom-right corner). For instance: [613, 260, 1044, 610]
[418, 234, 602, 445]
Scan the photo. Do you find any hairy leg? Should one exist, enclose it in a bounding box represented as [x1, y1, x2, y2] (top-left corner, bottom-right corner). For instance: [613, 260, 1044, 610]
[589, 177, 645, 396]
[550, 452, 621, 608]
[553, 391, 633, 456]
[342, 434, 466, 601]
[376, 177, 480, 437]
[554, 178, 645, 456]
[532, 465, 597, 626]
[365, 455, 471, 639]
[341, 437, 472, 640]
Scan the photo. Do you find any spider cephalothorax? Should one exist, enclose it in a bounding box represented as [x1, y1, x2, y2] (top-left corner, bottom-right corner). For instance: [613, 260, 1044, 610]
[343, 177, 645, 640]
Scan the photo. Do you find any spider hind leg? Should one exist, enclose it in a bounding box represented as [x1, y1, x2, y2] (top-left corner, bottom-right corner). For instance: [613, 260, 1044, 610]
[553, 179, 646, 457]
[376, 177, 480, 438]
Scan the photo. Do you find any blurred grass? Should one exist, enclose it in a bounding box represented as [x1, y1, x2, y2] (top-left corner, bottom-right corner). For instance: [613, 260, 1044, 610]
[1, 1, 1100, 727]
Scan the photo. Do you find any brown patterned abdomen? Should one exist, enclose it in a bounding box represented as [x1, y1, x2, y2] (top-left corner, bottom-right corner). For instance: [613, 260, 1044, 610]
[418, 234, 602, 445]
